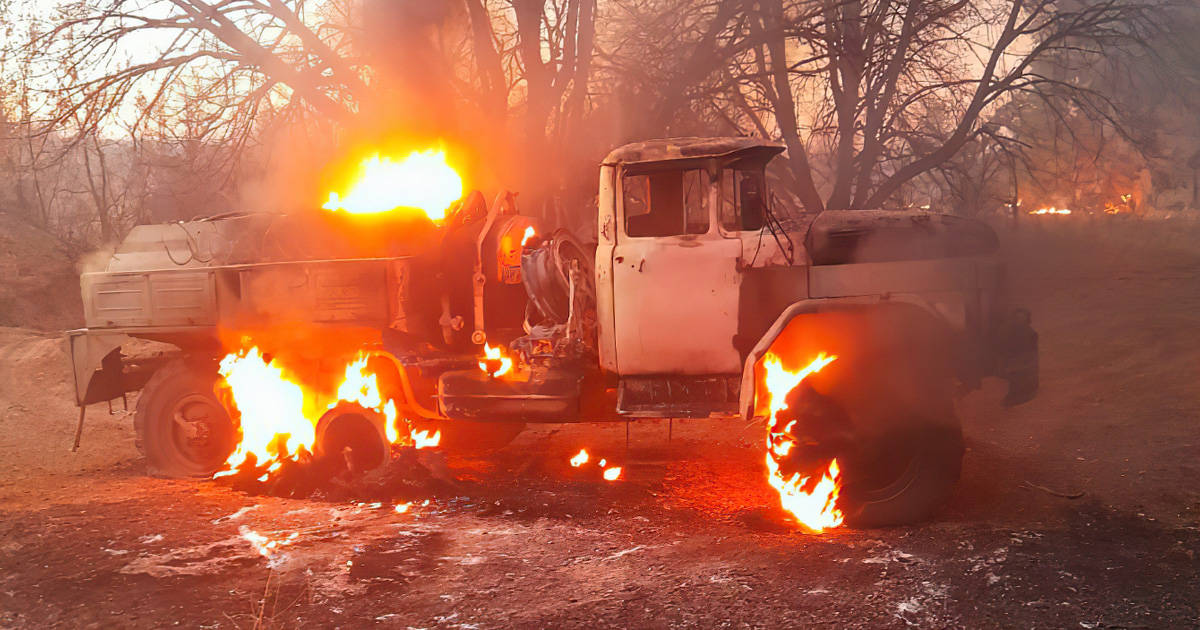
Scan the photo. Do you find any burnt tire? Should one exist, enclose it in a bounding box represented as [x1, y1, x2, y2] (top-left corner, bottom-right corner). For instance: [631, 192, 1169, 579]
[838, 424, 963, 528]
[134, 359, 235, 477]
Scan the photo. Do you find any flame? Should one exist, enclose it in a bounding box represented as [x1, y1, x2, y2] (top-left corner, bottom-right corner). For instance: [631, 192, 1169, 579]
[215, 348, 439, 481]
[411, 428, 441, 449]
[1105, 194, 1133, 215]
[217, 348, 314, 475]
[478, 343, 514, 378]
[521, 226, 536, 247]
[323, 149, 463, 221]
[335, 355, 385, 413]
[1029, 206, 1071, 215]
[761, 352, 843, 532]
[568, 448, 621, 481]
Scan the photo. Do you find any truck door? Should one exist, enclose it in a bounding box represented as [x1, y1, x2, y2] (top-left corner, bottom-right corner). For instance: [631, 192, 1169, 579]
[609, 166, 742, 375]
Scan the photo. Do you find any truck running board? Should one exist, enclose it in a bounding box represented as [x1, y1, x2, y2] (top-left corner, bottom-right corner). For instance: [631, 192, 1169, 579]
[438, 369, 582, 422]
[616, 375, 740, 418]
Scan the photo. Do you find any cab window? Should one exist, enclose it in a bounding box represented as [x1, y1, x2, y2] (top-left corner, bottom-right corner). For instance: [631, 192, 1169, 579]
[624, 169, 709, 237]
[719, 168, 766, 232]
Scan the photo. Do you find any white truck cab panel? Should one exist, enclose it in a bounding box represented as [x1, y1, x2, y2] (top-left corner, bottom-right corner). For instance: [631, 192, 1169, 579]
[601, 163, 745, 375]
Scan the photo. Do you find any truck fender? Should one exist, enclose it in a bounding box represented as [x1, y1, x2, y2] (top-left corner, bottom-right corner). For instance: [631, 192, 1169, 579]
[68, 330, 134, 406]
[738, 296, 953, 422]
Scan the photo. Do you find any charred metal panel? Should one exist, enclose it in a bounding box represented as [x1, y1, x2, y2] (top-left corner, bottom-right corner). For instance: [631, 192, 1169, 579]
[438, 369, 582, 422]
[616, 375, 739, 417]
[68, 330, 133, 405]
[233, 259, 390, 325]
[603, 137, 784, 167]
[806, 210, 998, 265]
[735, 266, 809, 358]
[310, 263, 390, 322]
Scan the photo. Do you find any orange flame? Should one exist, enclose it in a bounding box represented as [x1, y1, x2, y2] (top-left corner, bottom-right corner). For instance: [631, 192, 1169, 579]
[1029, 206, 1071, 215]
[521, 226, 536, 247]
[411, 428, 441, 449]
[761, 352, 843, 532]
[215, 348, 439, 481]
[323, 149, 463, 221]
[478, 343, 514, 378]
[216, 348, 313, 476]
[568, 448, 621, 481]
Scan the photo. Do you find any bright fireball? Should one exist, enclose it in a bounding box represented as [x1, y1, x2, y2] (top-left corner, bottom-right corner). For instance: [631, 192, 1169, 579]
[323, 149, 463, 221]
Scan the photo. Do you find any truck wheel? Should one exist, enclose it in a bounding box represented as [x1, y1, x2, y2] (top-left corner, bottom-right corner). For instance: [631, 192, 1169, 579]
[134, 359, 236, 477]
[414, 420, 526, 455]
[838, 423, 963, 527]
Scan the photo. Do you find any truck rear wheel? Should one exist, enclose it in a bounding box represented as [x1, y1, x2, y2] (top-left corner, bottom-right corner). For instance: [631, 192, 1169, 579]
[134, 359, 236, 477]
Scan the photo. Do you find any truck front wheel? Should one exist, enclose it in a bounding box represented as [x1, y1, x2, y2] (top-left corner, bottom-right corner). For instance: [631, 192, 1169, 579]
[134, 359, 236, 477]
[837, 424, 963, 527]
[777, 374, 963, 527]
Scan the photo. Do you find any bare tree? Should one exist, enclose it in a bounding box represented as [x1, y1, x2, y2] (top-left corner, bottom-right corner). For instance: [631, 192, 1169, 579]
[21, 0, 602, 225]
[708, 0, 1166, 212]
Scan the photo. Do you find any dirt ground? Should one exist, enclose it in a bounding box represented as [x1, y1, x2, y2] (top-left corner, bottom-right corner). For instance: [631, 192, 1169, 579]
[2, 218, 1199, 629]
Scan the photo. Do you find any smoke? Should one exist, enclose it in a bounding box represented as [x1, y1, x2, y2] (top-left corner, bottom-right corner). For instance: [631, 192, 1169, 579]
[77, 244, 117, 275]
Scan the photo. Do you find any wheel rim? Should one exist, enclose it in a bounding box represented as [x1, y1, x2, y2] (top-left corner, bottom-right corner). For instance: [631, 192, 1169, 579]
[170, 393, 233, 471]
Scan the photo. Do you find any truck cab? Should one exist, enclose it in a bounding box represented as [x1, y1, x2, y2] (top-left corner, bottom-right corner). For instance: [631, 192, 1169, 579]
[591, 138, 1032, 423]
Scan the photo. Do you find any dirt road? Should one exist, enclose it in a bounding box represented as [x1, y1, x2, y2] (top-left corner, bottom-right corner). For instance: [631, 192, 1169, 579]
[2, 219, 1198, 628]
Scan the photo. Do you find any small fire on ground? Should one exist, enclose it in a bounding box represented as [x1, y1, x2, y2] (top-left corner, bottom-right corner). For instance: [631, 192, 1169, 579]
[761, 352, 843, 532]
[1029, 206, 1071, 215]
[214, 347, 440, 483]
[568, 448, 622, 481]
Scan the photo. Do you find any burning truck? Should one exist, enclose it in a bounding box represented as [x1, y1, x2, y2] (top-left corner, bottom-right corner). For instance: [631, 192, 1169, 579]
[67, 138, 1037, 530]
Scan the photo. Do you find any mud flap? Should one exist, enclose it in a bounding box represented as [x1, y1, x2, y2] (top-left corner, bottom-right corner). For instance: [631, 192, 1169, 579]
[996, 308, 1039, 407]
